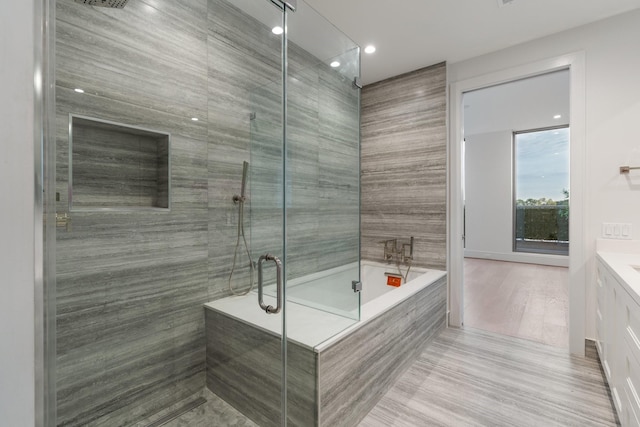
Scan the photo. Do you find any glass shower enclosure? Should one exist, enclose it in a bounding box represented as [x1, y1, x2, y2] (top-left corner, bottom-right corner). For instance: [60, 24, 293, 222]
[46, 0, 360, 425]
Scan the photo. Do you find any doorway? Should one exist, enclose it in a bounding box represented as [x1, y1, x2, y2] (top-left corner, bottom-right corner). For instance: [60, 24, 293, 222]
[448, 53, 587, 355]
[461, 71, 570, 348]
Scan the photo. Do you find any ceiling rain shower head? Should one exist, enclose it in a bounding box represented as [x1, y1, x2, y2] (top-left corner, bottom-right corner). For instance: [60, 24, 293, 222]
[74, 0, 129, 8]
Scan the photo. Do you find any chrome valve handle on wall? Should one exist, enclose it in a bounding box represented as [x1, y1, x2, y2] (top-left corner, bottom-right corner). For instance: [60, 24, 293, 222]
[380, 237, 413, 264]
[257, 254, 282, 314]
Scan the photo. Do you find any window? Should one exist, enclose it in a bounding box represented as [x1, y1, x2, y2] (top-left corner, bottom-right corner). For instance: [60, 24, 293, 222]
[514, 127, 569, 255]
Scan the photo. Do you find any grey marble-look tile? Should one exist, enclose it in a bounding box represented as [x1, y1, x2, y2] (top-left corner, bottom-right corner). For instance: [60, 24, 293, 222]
[205, 308, 317, 427]
[318, 275, 447, 427]
[55, 0, 362, 424]
[157, 389, 258, 427]
[55, 0, 209, 424]
[56, 0, 208, 122]
[359, 327, 619, 427]
[70, 118, 169, 209]
[360, 62, 447, 270]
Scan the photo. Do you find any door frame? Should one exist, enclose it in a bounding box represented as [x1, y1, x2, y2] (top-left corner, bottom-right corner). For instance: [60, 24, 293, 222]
[447, 52, 586, 355]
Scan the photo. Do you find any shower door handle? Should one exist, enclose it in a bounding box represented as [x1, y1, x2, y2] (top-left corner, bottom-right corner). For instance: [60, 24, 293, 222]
[257, 254, 282, 314]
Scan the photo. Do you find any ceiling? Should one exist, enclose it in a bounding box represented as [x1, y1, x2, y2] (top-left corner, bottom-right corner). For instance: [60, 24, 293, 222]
[303, 0, 640, 85]
[464, 69, 569, 136]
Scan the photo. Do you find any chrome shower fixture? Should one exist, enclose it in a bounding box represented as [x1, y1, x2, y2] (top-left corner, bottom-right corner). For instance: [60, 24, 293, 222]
[74, 0, 129, 8]
[233, 161, 249, 204]
[240, 160, 248, 201]
[381, 237, 414, 264]
[380, 237, 414, 282]
[228, 161, 254, 296]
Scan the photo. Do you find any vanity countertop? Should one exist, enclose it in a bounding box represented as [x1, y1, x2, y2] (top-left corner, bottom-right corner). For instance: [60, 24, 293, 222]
[597, 242, 640, 307]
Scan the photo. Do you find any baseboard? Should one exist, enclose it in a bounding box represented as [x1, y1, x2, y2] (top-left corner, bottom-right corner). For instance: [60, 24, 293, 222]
[464, 249, 569, 267]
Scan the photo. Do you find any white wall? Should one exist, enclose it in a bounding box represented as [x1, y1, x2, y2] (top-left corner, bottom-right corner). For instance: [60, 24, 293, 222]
[0, 1, 37, 425]
[450, 9, 640, 340]
[464, 131, 514, 256]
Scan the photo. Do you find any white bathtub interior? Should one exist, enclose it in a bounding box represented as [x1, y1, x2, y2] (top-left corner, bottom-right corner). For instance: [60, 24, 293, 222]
[261, 262, 361, 318]
[205, 261, 446, 351]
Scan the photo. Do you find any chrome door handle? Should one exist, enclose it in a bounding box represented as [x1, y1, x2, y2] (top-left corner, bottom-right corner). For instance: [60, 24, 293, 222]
[257, 254, 282, 314]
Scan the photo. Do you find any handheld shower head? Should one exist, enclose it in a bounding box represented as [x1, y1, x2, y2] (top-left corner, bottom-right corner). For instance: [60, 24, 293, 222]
[233, 161, 249, 204]
[240, 161, 249, 199]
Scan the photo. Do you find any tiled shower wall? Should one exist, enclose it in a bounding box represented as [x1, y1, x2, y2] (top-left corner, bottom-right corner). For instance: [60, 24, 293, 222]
[54, 0, 359, 425]
[360, 63, 447, 270]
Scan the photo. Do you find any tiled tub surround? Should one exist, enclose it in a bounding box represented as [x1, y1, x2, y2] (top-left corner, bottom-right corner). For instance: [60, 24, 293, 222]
[205, 262, 447, 426]
[55, 0, 360, 425]
[360, 62, 447, 270]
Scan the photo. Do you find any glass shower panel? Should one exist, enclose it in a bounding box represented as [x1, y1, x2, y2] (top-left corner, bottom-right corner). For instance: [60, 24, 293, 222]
[284, 0, 361, 322]
[217, 1, 288, 426]
[250, 2, 361, 324]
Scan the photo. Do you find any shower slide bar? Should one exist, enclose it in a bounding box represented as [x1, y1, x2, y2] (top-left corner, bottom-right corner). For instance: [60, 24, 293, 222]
[258, 254, 283, 314]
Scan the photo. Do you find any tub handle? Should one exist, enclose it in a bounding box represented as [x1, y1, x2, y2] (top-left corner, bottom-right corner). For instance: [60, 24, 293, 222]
[257, 254, 282, 314]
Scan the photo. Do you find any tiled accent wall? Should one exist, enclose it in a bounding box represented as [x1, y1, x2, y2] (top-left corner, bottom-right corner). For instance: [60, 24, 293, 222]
[55, 1, 210, 425]
[54, 0, 359, 425]
[360, 63, 447, 270]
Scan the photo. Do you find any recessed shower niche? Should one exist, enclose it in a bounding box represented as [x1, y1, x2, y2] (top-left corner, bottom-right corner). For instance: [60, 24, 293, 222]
[69, 115, 170, 210]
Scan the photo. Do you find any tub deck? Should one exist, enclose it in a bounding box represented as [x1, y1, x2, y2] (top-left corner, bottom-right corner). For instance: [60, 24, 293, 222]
[205, 262, 446, 351]
[205, 293, 356, 351]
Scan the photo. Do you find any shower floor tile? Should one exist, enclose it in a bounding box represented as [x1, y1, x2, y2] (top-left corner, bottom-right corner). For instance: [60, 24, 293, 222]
[162, 390, 256, 427]
[137, 389, 256, 427]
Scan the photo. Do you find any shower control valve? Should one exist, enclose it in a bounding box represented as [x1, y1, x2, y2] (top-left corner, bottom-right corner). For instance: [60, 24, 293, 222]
[380, 239, 397, 261]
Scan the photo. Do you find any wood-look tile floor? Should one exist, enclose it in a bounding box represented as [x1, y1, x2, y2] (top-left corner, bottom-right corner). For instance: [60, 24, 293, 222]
[464, 258, 569, 348]
[359, 327, 619, 427]
[155, 328, 617, 427]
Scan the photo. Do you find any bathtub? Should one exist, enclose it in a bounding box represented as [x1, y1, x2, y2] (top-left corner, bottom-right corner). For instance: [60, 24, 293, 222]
[205, 260, 446, 426]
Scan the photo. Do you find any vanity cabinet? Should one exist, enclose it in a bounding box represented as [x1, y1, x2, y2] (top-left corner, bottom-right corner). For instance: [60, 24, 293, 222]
[596, 256, 640, 426]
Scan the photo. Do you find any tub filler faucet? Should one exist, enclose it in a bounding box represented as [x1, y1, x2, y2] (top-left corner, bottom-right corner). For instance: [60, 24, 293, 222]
[381, 239, 398, 261]
[381, 237, 413, 264]
[380, 237, 414, 283]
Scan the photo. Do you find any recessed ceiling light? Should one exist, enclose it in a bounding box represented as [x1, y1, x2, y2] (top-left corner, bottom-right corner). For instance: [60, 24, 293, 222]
[330, 61, 340, 68]
[272, 26, 284, 35]
[553, 114, 562, 119]
[191, 117, 199, 121]
[364, 45, 376, 54]
[74, 88, 85, 93]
